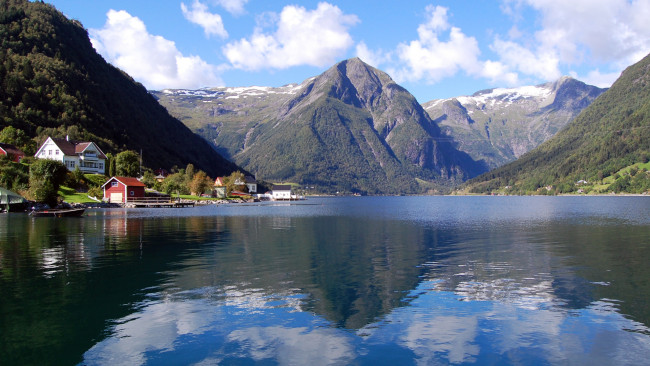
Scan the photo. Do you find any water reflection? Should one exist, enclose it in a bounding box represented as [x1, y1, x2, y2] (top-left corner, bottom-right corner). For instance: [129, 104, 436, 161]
[0, 197, 649, 365]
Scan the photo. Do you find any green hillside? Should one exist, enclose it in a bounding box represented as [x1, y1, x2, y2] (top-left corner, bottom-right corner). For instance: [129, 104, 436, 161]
[462, 53, 650, 195]
[0, 0, 238, 177]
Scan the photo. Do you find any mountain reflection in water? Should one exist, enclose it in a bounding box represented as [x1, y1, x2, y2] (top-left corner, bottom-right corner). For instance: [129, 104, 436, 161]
[0, 196, 649, 365]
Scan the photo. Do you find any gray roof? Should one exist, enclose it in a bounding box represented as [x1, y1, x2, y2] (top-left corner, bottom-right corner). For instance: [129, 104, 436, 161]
[272, 184, 292, 191]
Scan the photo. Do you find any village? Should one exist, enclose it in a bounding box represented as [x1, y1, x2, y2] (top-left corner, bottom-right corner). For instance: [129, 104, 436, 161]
[1, 135, 304, 212]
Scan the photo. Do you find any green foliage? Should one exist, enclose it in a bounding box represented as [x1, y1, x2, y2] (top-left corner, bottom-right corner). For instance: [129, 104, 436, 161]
[27, 158, 67, 206]
[160, 172, 189, 195]
[140, 169, 156, 188]
[115, 150, 140, 177]
[84, 173, 107, 187]
[0, 154, 28, 191]
[0, 126, 36, 154]
[188, 170, 212, 195]
[224, 171, 246, 196]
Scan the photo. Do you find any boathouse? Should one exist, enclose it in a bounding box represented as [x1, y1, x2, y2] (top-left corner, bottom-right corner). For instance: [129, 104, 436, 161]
[271, 185, 293, 200]
[102, 176, 146, 203]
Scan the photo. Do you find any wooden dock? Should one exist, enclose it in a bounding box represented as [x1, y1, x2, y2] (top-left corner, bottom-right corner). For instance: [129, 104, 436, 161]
[125, 197, 195, 208]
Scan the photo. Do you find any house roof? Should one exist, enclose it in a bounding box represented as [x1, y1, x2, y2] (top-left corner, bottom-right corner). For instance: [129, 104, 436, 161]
[0, 143, 25, 156]
[272, 184, 292, 191]
[44, 137, 107, 159]
[102, 176, 146, 188]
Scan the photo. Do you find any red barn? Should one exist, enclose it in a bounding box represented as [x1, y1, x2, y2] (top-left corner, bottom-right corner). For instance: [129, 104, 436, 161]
[0, 143, 25, 163]
[102, 176, 146, 203]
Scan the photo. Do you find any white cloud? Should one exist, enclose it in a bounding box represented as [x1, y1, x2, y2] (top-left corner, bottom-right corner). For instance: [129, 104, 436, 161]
[491, 37, 561, 81]
[496, 0, 650, 85]
[387, 5, 517, 86]
[223, 2, 359, 70]
[90, 10, 223, 90]
[355, 41, 389, 69]
[181, 0, 228, 39]
[213, 0, 248, 16]
[572, 69, 621, 89]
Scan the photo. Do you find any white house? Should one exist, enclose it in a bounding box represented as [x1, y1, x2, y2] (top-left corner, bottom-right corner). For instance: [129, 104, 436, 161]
[271, 184, 293, 200]
[35, 136, 106, 174]
[245, 176, 257, 193]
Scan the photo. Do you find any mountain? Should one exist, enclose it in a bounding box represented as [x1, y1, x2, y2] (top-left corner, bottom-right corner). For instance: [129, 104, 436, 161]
[422, 77, 606, 169]
[0, 0, 238, 177]
[462, 53, 650, 195]
[154, 58, 487, 194]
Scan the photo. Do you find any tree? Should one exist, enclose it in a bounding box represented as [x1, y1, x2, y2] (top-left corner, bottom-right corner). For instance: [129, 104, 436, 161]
[27, 158, 68, 206]
[161, 172, 189, 195]
[140, 170, 156, 188]
[0, 155, 29, 191]
[115, 150, 140, 177]
[224, 171, 246, 196]
[189, 170, 212, 196]
[0, 126, 37, 155]
[185, 163, 195, 182]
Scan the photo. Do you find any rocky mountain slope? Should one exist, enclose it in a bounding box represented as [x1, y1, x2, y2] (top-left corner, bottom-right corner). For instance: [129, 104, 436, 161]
[422, 77, 606, 169]
[463, 52, 650, 194]
[155, 58, 486, 194]
[0, 0, 239, 177]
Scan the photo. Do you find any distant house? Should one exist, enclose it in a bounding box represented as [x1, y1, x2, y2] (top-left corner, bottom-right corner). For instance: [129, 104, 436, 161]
[0, 143, 25, 162]
[213, 177, 227, 198]
[34, 136, 106, 174]
[102, 176, 146, 203]
[214, 176, 227, 186]
[213, 186, 226, 198]
[271, 184, 293, 200]
[154, 168, 169, 183]
[245, 176, 257, 193]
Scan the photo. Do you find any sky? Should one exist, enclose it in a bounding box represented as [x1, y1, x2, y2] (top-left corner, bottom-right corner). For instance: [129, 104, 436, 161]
[45, 0, 650, 102]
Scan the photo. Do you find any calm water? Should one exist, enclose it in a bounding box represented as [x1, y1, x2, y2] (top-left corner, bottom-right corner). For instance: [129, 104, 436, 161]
[1, 196, 650, 365]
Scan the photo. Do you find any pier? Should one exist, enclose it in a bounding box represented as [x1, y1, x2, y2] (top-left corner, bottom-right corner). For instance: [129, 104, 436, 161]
[124, 197, 195, 208]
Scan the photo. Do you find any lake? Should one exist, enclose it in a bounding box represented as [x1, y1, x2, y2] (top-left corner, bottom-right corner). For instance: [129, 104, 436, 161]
[1, 196, 649, 365]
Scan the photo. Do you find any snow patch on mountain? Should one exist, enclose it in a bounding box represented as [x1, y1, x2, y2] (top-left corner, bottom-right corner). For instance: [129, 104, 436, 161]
[426, 84, 555, 111]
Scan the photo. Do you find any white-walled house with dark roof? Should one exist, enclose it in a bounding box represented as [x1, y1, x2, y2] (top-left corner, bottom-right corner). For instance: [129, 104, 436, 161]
[35, 136, 107, 174]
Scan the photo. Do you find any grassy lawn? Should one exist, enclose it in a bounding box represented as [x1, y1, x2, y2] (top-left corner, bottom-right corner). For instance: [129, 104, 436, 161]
[58, 186, 99, 203]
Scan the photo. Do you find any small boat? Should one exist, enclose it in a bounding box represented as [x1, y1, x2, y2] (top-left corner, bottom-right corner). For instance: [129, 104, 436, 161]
[30, 207, 86, 217]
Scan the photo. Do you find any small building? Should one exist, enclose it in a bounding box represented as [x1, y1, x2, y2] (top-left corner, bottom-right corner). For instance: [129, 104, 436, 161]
[0, 143, 25, 163]
[34, 136, 106, 174]
[214, 176, 227, 186]
[102, 176, 146, 203]
[213, 186, 226, 198]
[154, 169, 169, 182]
[271, 184, 293, 200]
[245, 176, 257, 193]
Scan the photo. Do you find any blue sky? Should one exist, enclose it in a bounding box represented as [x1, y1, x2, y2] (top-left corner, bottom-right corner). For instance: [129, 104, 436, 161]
[46, 0, 650, 102]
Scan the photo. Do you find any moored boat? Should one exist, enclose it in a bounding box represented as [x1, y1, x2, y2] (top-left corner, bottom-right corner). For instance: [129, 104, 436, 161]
[30, 207, 86, 217]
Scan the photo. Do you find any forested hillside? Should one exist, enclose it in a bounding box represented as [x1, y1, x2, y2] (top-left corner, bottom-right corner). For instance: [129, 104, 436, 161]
[462, 52, 650, 195]
[0, 0, 238, 177]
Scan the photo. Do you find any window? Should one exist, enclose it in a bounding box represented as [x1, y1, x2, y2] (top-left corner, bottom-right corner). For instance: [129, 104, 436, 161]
[111, 182, 118, 187]
[99, 163, 104, 169]
[55, 150, 59, 155]
[70, 161, 75, 168]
